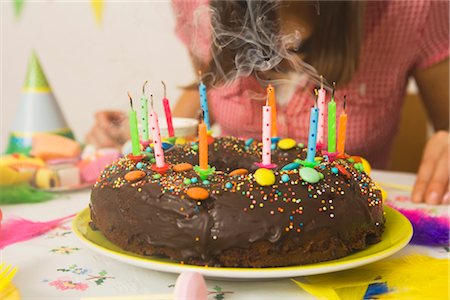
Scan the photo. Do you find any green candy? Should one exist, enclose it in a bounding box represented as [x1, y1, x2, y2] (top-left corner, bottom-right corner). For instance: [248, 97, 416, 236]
[299, 167, 321, 183]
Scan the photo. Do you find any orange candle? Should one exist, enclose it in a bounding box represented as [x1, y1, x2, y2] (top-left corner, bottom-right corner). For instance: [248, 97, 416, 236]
[199, 119, 208, 170]
[266, 84, 278, 137]
[337, 96, 347, 154]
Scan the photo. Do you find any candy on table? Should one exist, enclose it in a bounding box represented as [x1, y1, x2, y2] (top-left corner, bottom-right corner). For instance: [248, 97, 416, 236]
[33, 168, 60, 189]
[0, 165, 33, 186]
[78, 148, 121, 183]
[0, 153, 45, 169]
[47, 162, 80, 187]
[31, 133, 81, 161]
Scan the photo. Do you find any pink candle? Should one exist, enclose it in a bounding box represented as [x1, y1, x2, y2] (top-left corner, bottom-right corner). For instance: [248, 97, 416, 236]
[149, 95, 165, 168]
[317, 75, 326, 146]
[161, 81, 175, 137]
[262, 100, 272, 165]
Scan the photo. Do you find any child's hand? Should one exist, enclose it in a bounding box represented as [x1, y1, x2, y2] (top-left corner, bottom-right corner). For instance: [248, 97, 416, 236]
[412, 131, 449, 204]
[85, 111, 130, 149]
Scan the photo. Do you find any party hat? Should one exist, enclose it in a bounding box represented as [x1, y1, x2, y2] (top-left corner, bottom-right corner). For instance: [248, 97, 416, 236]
[6, 52, 75, 155]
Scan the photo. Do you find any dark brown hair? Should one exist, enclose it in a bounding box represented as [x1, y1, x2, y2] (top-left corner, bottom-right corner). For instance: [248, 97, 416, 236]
[201, 0, 365, 87]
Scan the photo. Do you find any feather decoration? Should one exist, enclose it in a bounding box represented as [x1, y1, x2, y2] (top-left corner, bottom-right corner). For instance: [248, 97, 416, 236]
[387, 204, 449, 246]
[292, 255, 449, 300]
[0, 214, 74, 249]
[0, 184, 54, 204]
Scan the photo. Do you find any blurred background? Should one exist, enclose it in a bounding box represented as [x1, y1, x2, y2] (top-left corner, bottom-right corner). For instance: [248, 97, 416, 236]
[1, 1, 428, 173]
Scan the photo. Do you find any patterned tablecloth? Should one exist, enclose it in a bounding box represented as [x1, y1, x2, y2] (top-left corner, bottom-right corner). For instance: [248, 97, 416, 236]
[1, 170, 449, 299]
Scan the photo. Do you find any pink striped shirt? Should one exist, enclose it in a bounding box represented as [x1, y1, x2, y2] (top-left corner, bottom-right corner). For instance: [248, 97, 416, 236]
[172, 0, 449, 168]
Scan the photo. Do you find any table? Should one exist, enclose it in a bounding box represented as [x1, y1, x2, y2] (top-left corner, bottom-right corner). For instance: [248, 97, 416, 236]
[1, 171, 448, 299]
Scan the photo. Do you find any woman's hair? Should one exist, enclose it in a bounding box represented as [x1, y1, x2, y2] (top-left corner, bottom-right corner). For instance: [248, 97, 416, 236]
[202, 0, 365, 87]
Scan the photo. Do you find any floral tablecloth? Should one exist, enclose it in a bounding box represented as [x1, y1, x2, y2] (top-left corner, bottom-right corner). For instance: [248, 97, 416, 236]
[1, 170, 449, 299]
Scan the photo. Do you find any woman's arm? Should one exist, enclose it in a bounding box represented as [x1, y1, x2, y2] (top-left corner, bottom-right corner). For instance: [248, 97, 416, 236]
[412, 58, 449, 204]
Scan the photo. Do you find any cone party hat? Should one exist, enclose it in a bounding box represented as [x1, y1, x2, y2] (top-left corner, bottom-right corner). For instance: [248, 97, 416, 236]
[6, 52, 75, 155]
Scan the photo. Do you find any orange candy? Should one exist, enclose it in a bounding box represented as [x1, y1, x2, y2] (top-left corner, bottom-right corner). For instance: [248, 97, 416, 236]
[173, 163, 193, 172]
[124, 170, 146, 182]
[186, 187, 209, 200]
[229, 169, 249, 176]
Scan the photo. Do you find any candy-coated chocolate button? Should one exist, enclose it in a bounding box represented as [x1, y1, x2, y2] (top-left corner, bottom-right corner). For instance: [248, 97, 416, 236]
[281, 162, 300, 171]
[299, 167, 321, 183]
[278, 138, 296, 150]
[254, 168, 275, 186]
[186, 187, 209, 200]
[173, 163, 193, 172]
[229, 168, 249, 176]
[175, 138, 187, 145]
[124, 170, 146, 182]
[281, 174, 290, 183]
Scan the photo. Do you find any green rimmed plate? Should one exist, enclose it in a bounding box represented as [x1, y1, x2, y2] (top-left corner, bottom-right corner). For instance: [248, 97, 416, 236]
[72, 206, 412, 280]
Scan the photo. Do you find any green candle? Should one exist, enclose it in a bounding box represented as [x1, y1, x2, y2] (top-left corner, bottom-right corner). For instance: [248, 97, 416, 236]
[140, 81, 149, 142]
[328, 84, 337, 153]
[128, 92, 141, 156]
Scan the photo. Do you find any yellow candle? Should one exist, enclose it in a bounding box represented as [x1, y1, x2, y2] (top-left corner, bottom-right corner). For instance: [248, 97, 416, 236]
[337, 97, 347, 154]
[199, 119, 208, 170]
[267, 84, 278, 137]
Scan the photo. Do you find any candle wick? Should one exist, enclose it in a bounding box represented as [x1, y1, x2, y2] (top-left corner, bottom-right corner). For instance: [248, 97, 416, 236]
[142, 81, 148, 95]
[150, 94, 154, 109]
[343, 95, 347, 111]
[161, 81, 167, 98]
[127, 92, 133, 109]
[320, 75, 323, 90]
[197, 70, 203, 83]
[332, 82, 336, 101]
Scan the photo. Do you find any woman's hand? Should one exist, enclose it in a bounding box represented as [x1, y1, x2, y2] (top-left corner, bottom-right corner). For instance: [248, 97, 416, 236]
[412, 131, 449, 204]
[85, 111, 130, 149]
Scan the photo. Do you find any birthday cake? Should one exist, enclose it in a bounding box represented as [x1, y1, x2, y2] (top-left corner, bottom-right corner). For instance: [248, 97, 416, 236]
[89, 136, 385, 267]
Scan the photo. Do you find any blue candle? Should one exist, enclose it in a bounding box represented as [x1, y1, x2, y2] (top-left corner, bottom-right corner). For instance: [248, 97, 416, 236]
[199, 81, 211, 130]
[306, 106, 319, 163]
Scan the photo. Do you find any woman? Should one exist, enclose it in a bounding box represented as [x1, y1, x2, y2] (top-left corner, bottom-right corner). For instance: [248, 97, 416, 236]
[87, 1, 449, 204]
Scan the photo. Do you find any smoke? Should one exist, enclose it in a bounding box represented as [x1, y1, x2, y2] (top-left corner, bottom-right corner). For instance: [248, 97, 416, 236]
[195, 0, 328, 96]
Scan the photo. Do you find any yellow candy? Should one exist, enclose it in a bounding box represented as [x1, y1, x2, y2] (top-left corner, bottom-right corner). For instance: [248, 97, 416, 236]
[0, 166, 32, 186]
[175, 138, 187, 145]
[34, 168, 60, 189]
[254, 168, 275, 186]
[278, 138, 296, 150]
[361, 157, 371, 175]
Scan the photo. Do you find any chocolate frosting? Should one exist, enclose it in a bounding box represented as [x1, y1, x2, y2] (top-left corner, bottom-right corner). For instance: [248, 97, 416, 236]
[90, 137, 384, 267]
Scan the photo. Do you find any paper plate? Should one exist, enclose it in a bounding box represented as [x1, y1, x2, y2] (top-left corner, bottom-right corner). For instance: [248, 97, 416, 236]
[73, 206, 412, 280]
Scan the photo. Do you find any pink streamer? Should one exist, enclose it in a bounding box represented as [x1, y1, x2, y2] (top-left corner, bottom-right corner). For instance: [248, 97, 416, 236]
[0, 214, 74, 249]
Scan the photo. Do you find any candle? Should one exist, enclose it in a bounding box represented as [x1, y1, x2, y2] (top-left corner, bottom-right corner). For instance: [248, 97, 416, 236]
[198, 72, 211, 130]
[328, 83, 337, 153]
[262, 99, 272, 165]
[316, 75, 326, 146]
[140, 81, 149, 142]
[306, 101, 319, 163]
[161, 81, 175, 137]
[127, 92, 141, 156]
[149, 95, 165, 168]
[267, 84, 278, 137]
[198, 116, 208, 170]
[337, 96, 348, 155]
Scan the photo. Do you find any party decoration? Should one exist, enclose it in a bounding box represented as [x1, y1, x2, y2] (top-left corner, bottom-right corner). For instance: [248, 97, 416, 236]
[266, 84, 278, 137]
[337, 96, 347, 155]
[6, 52, 75, 155]
[198, 72, 211, 130]
[127, 92, 141, 156]
[316, 75, 326, 148]
[327, 82, 337, 153]
[161, 81, 175, 137]
[139, 81, 150, 144]
[13, 0, 25, 19]
[293, 254, 449, 300]
[0, 214, 74, 249]
[149, 95, 169, 172]
[194, 117, 214, 180]
[387, 204, 449, 246]
[255, 98, 276, 169]
[91, 0, 104, 24]
[0, 184, 54, 204]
